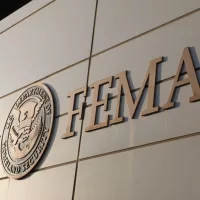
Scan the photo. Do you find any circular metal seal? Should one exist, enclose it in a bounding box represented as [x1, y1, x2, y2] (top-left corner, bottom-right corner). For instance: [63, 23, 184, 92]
[1, 84, 54, 179]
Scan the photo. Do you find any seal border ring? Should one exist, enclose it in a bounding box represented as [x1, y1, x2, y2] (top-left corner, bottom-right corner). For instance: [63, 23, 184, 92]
[0, 83, 54, 179]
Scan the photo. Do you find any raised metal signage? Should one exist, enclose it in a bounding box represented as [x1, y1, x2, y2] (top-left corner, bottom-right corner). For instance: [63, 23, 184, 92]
[62, 47, 200, 138]
[1, 84, 54, 179]
[0, 47, 199, 179]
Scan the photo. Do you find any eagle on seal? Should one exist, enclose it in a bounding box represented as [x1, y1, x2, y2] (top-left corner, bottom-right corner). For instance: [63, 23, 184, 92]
[9, 100, 44, 152]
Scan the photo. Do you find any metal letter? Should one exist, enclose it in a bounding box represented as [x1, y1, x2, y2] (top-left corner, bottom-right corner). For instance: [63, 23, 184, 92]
[163, 47, 200, 110]
[111, 57, 163, 125]
[85, 76, 113, 132]
[62, 87, 87, 139]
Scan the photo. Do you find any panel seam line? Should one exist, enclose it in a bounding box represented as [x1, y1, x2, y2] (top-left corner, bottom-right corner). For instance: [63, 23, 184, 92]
[0, 8, 199, 101]
[71, 1, 99, 199]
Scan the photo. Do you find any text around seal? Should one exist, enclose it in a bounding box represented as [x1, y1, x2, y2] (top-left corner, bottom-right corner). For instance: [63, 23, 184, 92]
[1, 83, 54, 179]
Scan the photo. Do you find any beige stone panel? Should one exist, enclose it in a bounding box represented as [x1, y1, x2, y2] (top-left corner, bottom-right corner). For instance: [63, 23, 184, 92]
[27, 164, 75, 200]
[0, 179, 9, 200]
[0, 0, 95, 96]
[88, 11, 200, 101]
[7, 177, 29, 200]
[93, 0, 200, 54]
[75, 135, 200, 200]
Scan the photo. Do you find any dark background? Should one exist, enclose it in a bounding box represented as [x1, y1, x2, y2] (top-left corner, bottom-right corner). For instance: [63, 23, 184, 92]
[0, 0, 32, 21]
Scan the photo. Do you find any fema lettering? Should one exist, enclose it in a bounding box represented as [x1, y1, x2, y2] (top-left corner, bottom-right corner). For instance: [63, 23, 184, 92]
[1, 46, 199, 179]
[62, 47, 200, 139]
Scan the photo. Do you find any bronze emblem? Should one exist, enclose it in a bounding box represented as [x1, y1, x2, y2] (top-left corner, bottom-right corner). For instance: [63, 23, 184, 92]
[1, 84, 54, 179]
